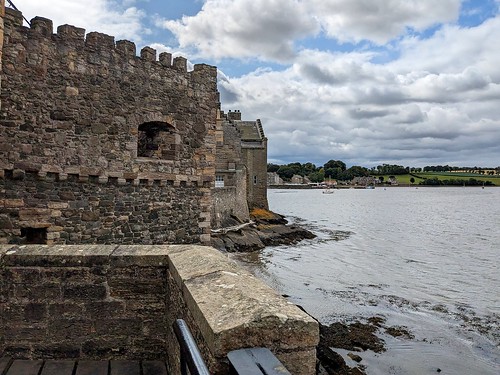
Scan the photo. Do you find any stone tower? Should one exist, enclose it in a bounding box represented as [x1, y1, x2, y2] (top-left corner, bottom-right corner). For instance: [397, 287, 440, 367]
[0, 9, 220, 245]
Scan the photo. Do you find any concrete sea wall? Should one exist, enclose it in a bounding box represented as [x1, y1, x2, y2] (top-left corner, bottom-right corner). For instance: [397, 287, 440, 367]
[0, 245, 319, 374]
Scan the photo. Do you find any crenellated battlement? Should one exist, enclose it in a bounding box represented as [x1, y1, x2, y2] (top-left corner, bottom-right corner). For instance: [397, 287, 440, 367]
[3, 7, 216, 76]
[0, 168, 208, 188]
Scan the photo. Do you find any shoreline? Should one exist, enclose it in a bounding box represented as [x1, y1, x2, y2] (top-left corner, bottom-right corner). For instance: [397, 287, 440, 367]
[211, 208, 316, 252]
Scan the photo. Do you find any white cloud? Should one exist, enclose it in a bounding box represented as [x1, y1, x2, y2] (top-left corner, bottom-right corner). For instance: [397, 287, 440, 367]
[159, 0, 317, 62]
[160, 0, 461, 63]
[14, 0, 147, 43]
[219, 12, 500, 167]
[307, 0, 461, 44]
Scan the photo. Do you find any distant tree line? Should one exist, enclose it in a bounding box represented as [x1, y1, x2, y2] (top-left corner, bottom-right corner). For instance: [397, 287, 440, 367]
[268, 160, 499, 183]
[419, 178, 494, 186]
[422, 165, 500, 174]
[267, 160, 369, 182]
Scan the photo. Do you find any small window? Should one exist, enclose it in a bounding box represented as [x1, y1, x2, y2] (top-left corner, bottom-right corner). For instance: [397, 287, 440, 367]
[21, 227, 47, 244]
[215, 175, 225, 188]
[253, 175, 257, 184]
[138, 121, 177, 160]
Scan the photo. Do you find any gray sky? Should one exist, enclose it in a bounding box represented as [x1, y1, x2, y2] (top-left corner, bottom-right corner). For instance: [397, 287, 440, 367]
[14, 0, 500, 167]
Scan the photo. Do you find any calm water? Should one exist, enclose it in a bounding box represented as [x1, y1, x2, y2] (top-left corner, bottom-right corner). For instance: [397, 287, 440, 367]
[232, 187, 500, 375]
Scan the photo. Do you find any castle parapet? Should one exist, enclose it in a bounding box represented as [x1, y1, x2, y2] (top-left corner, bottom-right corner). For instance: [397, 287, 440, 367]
[116, 39, 136, 57]
[4, 7, 22, 27]
[2, 10, 214, 76]
[57, 24, 85, 42]
[30, 16, 52, 36]
[85, 31, 115, 50]
[173, 55, 187, 71]
[159, 51, 172, 67]
[140, 46, 156, 61]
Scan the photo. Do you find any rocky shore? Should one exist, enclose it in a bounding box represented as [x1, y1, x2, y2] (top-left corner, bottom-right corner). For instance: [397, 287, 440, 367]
[211, 209, 417, 375]
[316, 317, 414, 375]
[211, 208, 316, 252]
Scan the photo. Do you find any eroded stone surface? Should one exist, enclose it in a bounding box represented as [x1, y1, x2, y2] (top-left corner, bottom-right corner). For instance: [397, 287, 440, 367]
[168, 245, 319, 374]
[1, 245, 319, 374]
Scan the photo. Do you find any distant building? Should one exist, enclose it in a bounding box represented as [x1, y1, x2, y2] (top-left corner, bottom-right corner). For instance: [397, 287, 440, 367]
[387, 176, 398, 185]
[352, 176, 377, 186]
[290, 175, 310, 185]
[212, 110, 268, 227]
[268, 172, 283, 186]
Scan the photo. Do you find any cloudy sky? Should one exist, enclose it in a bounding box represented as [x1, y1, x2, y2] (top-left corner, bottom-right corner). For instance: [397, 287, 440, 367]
[13, 0, 500, 168]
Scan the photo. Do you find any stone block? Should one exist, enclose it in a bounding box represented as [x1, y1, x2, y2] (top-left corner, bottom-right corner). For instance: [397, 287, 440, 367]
[48, 302, 85, 319]
[32, 343, 81, 359]
[94, 318, 142, 336]
[141, 46, 156, 61]
[48, 318, 93, 340]
[14, 282, 61, 301]
[110, 245, 172, 266]
[4, 325, 48, 342]
[19, 208, 51, 221]
[63, 283, 107, 301]
[85, 301, 125, 319]
[65, 86, 79, 96]
[168, 245, 319, 373]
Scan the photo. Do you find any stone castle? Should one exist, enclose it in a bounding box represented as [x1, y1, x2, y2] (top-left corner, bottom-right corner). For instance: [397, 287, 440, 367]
[0, 5, 268, 246]
[0, 5, 319, 374]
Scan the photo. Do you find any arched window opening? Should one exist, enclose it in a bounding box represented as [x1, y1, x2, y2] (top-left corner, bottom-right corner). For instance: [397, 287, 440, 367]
[137, 121, 178, 160]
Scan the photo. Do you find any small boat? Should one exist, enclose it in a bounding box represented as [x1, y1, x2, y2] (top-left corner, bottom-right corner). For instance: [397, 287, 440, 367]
[323, 179, 335, 193]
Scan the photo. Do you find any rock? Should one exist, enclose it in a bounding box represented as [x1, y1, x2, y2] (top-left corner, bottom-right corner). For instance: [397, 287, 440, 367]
[316, 344, 348, 374]
[347, 352, 362, 362]
[221, 228, 265, 252]
[211, 208, 316, 252]
[319, 321, 385, 354]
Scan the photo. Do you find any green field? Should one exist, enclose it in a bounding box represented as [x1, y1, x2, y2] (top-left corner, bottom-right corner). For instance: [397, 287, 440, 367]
[372, 173, 500, 186]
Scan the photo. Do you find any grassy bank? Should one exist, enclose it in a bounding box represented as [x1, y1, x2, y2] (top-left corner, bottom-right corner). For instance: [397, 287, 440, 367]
[372, 173, 500, 186]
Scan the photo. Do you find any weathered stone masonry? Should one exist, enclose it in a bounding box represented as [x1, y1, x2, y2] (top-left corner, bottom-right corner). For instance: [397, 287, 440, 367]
[0, 8, 219, 244]
[0, 245, 319, 375]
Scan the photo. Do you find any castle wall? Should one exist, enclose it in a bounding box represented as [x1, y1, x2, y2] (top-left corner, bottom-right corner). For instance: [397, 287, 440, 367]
[1, 171, 203, 244]
[211, 170, 249, 227]
[0, 245, 319, 375]
[0, 0, 5, 109]
[0, 9, 219, 244]
[242, 138, 269, 209]
[211, 115, 249, 227]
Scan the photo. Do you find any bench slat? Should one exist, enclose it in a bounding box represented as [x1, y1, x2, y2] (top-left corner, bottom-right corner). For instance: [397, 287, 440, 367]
[6, 360, 43, 375]
[228, 349, 264, 375]
[110, 360, 140, 375]
[228, 348, 291, 375]
[0, 357, 13, 375]
[40, 360, 76, 375]
[75, 360, 108, 375]
[142, 361, 168, 375]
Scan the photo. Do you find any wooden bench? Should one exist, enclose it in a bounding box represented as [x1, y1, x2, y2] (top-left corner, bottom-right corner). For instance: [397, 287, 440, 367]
[227, 348, 291, 375]
[0, 357, 167, 375]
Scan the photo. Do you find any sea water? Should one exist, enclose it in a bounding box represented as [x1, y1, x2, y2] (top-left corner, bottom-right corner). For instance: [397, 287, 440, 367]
[232, 187, 500, 374]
